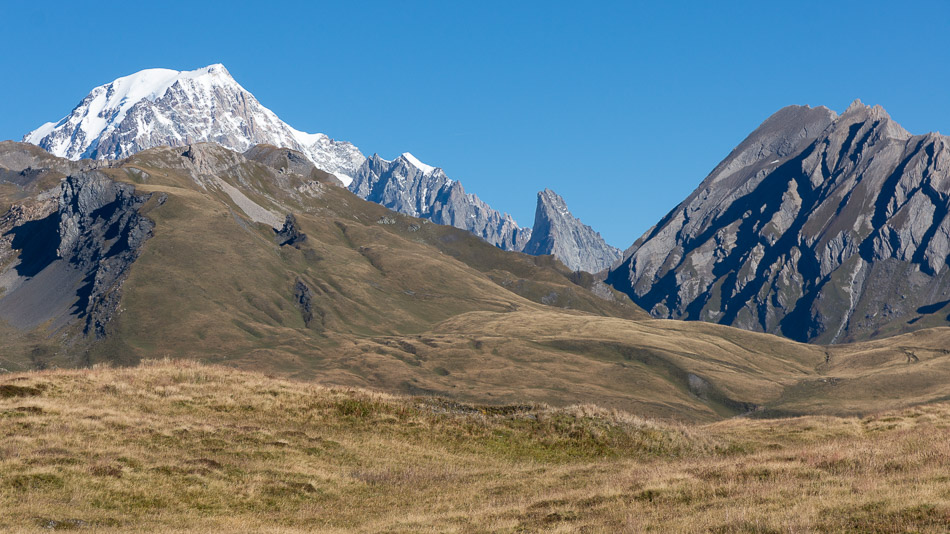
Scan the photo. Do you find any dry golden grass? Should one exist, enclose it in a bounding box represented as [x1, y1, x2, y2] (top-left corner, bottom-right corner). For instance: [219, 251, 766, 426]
[2, 360, 950, 533]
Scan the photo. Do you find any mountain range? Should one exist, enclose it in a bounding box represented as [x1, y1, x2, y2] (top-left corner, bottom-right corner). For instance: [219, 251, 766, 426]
[1, 136, 949, 422]
[25, 64, 619, 273]
[349, 152, 531, 251]
[6, 63, 950, 423]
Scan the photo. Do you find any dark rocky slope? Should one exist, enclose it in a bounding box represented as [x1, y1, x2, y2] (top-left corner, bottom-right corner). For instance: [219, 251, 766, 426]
[0, 167, 162, 339]
[608, 101, 950, 343]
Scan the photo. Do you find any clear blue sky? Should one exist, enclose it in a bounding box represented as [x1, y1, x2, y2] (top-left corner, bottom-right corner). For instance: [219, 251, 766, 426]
[2, 1, 949, 249]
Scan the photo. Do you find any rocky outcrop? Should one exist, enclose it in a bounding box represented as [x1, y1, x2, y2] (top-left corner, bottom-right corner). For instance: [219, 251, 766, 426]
[293, 278, 315, 327]
[275, 214, 306, 247]
[607, 101, 950, 343]
[522, 189, 621, 273]
[350, 153, 531, 251]
[60, 173, 164, 337]
[243, 145, 343, 186]
[0, 169, 163, 338]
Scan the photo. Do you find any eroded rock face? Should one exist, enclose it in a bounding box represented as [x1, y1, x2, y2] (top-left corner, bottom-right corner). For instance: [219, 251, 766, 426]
[61, 173, 165, 337]
[350, 154, 531, 251]
[607, 101, 950, 343]
[522, 189, 621, 273]
[0, 170, 163, 338]
[275, 214, 307, 247]
[293, 278, 314, 328]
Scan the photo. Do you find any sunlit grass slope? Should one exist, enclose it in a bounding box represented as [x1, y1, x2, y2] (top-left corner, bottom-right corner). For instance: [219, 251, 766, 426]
[2, 360, 949, 533]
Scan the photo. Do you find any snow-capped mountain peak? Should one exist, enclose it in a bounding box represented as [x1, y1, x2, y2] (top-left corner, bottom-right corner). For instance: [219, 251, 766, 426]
[26, 65, 241, 156]
[24, 64, 364, 185]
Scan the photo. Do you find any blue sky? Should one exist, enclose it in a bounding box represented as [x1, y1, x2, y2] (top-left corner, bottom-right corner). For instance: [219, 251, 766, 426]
[2, 1, 949, 249]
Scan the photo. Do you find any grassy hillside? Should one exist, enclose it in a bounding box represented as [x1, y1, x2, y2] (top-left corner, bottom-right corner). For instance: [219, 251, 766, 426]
[2, 360, 949, 533]
[0, 143, 641, 364]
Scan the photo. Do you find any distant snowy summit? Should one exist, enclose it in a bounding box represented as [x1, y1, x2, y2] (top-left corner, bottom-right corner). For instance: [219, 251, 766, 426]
[24, 64, 364, 185]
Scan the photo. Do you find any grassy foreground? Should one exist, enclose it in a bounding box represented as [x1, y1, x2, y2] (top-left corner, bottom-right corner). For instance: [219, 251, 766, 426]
[2, 361, 950, 533]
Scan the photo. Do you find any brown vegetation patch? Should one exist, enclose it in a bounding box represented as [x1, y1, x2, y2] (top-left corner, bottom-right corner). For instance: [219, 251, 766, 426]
[0, 383, 43, 398]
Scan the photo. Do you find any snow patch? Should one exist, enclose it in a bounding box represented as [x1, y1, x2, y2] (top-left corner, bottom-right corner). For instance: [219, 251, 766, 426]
[401, 152, 436, 174]
[331, 172, 353, 187]
[23, 122, 57, 144]
[288, 127, 329, 147]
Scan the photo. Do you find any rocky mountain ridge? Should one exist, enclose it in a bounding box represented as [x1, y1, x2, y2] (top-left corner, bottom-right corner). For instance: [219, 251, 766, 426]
[607, 100, 950, 343]
[0, 146, 162, 339]
[350, 156, 620, 271]
[24, 64, 619, 273]
[349, 153, 531, 251]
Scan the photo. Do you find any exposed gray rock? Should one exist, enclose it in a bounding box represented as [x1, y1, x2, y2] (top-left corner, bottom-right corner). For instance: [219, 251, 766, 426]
[350, 153, 531, 251]
[522, 189, 621, 273]
[607, 101, 950, 343]
[275, 214, 306, 247]
[293, 278, 314, 327]
[243, 145, 344, 187]
[130, 143, 327, 222]
[0, 169, 163, 338]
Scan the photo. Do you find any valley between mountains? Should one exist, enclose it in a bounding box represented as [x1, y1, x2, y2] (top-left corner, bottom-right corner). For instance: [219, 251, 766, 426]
[2, 138, 950, 424]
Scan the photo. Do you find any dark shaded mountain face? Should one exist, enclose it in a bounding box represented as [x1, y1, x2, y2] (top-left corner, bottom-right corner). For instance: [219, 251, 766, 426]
[0, 143, 162, 340]
[522, 189, 621, 273]
[607, 100, 950, 343]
